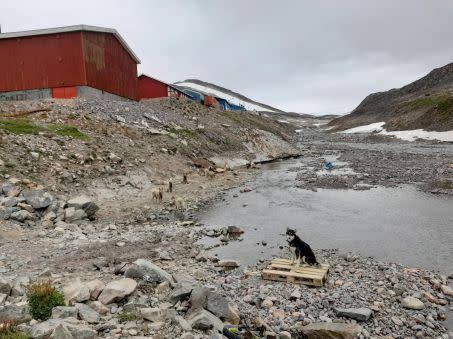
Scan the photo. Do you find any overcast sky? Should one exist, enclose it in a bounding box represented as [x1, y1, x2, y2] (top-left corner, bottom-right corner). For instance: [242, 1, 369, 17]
[2, 1, 453, 114]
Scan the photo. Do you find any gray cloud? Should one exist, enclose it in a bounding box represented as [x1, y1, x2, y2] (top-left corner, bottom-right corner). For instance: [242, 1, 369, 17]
[1, 0, 453, 114]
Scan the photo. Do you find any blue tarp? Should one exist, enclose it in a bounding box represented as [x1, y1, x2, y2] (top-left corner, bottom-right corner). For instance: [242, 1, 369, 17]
[229, 103, 246, 111]
[182, 89, 203, 104]
[215, 97, 231, 111]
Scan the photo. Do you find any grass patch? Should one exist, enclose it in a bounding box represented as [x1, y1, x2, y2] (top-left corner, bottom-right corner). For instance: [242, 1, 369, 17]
[48, 124, 88, 140]
[0, 119, 88, 140]
[0, 120, 44, 135]
[169, 128, 195, 138]
[26, 281, 65, 321]
[117, 311, 137, 323]
[401, 94, 453, 116]
[0, 322, 30, 339]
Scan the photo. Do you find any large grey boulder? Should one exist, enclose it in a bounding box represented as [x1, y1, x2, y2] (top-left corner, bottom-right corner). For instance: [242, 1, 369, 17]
[98, 278, 137, 305]
[75, 303, 100, 323]
[51, 324, 74, 339]
[124, 259, 172, 283]
[63, 279, 90, 305]
[67, 195, 99, 219]
[206, 291, 240, 325]
[30, 319, 62, 338]
[10, 210, 34, 222]
[85, 279, 105, 300]
[23, 190, 54, 209]
[64, 207, 87, 224]
[52, 306, 78, 319]
[0, 206, 14, 220]
[0, 277, 12, 295]
[187, 309, 223, 332]
[0, 304, 31, 324]
[334, 307, 373, 322]
[62, 322, 97, 339]
[300, 322, 363, 339]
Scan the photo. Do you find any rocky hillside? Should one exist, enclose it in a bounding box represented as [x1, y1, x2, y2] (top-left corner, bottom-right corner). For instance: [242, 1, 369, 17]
[174, 79, 284, 113]
[330, 62, 453, 131]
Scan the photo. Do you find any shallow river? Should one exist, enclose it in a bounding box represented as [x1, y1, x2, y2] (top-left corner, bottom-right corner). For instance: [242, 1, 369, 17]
[199, 158, 453, 273]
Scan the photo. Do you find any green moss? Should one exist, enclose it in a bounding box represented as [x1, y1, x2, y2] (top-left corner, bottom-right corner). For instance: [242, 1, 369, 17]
[0, 119, 88, 140]
[401, 94, 453, 115]
[48, 124, 89, 140]
[169, 128, 195, 138]
[117, 311, 137, 323]
[26, 281, 65, 321]
[0, 120, 44, 135]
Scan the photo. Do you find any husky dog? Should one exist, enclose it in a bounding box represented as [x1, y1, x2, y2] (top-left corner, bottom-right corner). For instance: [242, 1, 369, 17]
[286, 228, 319, 267]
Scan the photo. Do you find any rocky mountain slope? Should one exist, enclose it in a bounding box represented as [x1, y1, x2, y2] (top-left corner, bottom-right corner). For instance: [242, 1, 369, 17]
[330, 61, 453, 131]
[174, 79, 284, 113]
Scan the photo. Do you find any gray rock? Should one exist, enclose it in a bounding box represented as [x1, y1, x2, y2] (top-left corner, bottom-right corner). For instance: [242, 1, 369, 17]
[334, 307, 373, 322]
[52, 306, 78, 319]
[67, 195, 99, 219]
[0, 277, 12, 295]
[2, 197, 19, 207]
[10, 209, 34, 222]
[401, 296, 425, 310]
[64, 207, 87, 223]
[0, 293, 7, 305]
[187, 309, 223, 332]
[188, 286, 211, 311]
[0, 304, 31, 324]
[63, 279, 90, 305]
[87, 301, 109, 315]
[206, 291, 240, 324]
[31, 319, 62, 338]
[63, 322, 97, 339]
[0, 183, 16, 196]
[391, 316, 403, 326]
[98, 278, 137, 305]
[51, 324, 74, 339]
[85, 279, 105, 300]
[75, 303, 100, 323]
[125, 259, 172, 283]
[0, 206, 14, 220]
[140, 307, 162, 322]
[23, 189, 54, 209]
[300, 322, 363, 339]
[216, 260, 240, 268]
[11, 276, 30, 297]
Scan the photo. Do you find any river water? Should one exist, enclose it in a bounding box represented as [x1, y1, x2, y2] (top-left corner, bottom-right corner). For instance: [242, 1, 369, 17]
[199, 158, 453, 273]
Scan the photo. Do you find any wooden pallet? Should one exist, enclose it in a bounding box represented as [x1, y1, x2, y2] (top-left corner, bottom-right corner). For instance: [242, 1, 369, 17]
[262, 258, 329, 287]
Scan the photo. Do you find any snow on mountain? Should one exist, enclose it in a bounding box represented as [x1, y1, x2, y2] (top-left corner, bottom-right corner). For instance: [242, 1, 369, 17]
[174, 80, 283, 113]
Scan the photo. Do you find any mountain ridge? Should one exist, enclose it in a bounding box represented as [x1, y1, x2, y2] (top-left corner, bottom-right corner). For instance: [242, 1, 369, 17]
[330, 62, 453, 131]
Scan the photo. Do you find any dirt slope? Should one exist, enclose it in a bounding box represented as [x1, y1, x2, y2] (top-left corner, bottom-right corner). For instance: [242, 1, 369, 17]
[330, 62, 453, 131]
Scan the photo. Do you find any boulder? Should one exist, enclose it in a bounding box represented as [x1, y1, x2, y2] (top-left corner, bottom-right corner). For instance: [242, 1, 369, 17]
[52, 306, 78, 319]
[63, 279, 90, 305]
[98, 278, 137, 305]
[11, 276, 30, 297]
[66, 195, 99, 219]
[334, 307, 373, 322]
[0, 304, 31, 324]
[87, 301, 109, 315]
[85, 279, 105, 300]
[30, 319, 62, 338]
[401, 296, 425, 310]
[64, 207, 87, 223]
[23, 190, 54, 209]
[125, 259, 172, 283]
[140, 307, 162, 322]
[168, 284, 194, 304]
[75, 303, 100, 323]
[188, 286, 211, 311]
[0, 206, 14, 220]
[0, 277, 12, 295]
[206, 291, 240, 324]
[300, 322, 363, 339]
[0, 293, 7, 305]
[10, 210, 34, 222]
[51, 324, 74, 339]
[187, 309, 223, 332]
[62, 322, 97, 339]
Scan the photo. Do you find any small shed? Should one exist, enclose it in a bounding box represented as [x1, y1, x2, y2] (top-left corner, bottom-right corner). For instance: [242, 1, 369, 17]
[137, 74, 190, 100]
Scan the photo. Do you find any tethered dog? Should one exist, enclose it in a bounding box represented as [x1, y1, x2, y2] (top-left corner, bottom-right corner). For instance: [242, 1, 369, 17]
[286, 228, 319, 267]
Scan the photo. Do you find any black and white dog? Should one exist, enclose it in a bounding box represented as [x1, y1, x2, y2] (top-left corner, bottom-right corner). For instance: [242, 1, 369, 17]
[286, 228, 319, 267]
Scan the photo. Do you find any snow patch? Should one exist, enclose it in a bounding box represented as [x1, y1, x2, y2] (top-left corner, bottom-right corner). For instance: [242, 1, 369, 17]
[175, 81, 279, 113]
[343, 122, 385, 133]
[341, 122, 453, 142]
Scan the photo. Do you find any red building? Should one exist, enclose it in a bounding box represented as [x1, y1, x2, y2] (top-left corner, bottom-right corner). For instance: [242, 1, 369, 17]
[0, 25, 140, 100]
[137, 74, 191, 100]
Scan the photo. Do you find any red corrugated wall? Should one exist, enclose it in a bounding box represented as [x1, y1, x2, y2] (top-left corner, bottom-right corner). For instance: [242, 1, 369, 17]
[137, 76, 168, 99]
[82, 31, 138, 100]
[0, 32, 86, 92]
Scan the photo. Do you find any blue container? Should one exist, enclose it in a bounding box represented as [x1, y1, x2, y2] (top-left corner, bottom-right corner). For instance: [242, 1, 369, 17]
[182, 89, 203, 103]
